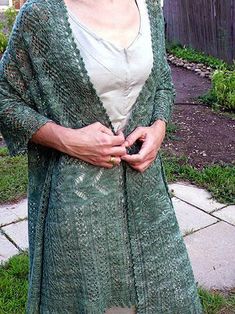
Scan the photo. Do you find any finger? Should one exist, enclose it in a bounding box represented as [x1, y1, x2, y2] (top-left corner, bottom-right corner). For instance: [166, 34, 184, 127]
[129, 159, 153, 172]
[121, 152, 142, 164]
[110, 132, 126, 146]
[105, 155, 121, 166]
[124, 127, 146, 147]
[121, 138, 151, 163]
[116, 129, 124, 136]
[90, 160, 117, 169]
[99, 156, 121, 168]
[108, 146, 127, 157]
[99, 162, 114, 169]
[99, 124, 114, 136]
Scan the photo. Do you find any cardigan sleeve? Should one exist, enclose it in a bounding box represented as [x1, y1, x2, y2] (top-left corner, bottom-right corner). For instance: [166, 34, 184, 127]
[0, 4, 54, 157]
[149, 3, 176, 126]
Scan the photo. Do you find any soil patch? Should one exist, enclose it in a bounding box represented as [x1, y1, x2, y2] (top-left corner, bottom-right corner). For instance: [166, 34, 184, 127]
[164, 103, 235, 169]
[170, 63, 212, 104]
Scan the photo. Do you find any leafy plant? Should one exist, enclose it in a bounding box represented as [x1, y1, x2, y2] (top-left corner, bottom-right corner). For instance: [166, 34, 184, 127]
[0, 7, 17, 53]
[0, 31, 8, 53]
[211, 63, 235, 111]
[4, 7, 18, 30]
[166, 41, 230, 70]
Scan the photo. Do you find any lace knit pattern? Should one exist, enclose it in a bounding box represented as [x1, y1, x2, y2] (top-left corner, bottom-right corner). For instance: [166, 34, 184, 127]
[0, 0, 203, 313]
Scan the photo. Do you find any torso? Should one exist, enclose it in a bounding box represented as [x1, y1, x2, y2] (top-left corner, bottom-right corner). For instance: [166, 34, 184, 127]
[66, 0, 154, 132]
[63, 0, 141, 50]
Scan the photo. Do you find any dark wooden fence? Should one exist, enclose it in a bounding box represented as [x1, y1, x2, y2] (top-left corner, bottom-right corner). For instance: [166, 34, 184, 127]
[163, 0, 235, 64]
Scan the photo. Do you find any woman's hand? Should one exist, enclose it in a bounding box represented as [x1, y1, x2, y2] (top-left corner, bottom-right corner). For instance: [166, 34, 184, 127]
[60, 122, 127, 168]
[120, 120, 166, 172]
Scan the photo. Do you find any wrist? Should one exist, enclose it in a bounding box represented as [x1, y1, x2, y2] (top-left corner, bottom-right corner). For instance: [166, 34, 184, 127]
[149, 120, 166, 148]
[55, 125, 77, 154]
[150, 119, 166, 131]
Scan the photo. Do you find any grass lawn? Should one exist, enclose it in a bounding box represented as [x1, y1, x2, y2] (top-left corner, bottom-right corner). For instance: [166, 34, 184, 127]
[162, 150, 235, 204]
[0, 252, 235, 314]
[0, 147, 27, 204]
[0, 252, 28, 314]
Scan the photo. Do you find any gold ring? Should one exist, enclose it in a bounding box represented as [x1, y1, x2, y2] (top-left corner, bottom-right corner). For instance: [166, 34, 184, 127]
[109, 156, 116, 166]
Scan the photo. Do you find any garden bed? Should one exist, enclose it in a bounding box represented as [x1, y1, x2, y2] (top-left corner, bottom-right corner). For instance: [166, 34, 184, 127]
[164, 103, 235, 170]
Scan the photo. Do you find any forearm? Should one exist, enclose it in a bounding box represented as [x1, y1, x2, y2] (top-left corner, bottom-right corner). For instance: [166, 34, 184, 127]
[30, 121, 72, 154]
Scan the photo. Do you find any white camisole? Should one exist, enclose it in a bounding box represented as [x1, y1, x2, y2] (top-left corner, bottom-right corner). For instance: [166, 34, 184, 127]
[67, 0, 153, 132]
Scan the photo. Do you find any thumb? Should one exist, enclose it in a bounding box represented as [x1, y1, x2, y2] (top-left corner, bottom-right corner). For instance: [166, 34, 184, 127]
[124, 128, 145, 147]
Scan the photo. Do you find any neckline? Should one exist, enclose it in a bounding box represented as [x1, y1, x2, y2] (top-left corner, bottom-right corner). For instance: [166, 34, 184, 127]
[66, 0, 142, 52]
[59, 0, 157, 135]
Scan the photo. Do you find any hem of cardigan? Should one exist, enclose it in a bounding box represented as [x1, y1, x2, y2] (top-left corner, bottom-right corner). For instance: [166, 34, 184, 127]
[38, 301, 137, 314]
[38, 300, 203, 314]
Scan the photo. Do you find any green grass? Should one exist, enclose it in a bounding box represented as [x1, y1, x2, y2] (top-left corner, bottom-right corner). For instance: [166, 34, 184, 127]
[0, 251, 29, 314]
[166, 41, 230, 70]
[0, 147, 28, 204]
[198, 91, 235, 118]
[0, 252, 235, 313]
[162, 149, 235, 204]
[198, 287, 235, 314]
[165, 121, 181, 141]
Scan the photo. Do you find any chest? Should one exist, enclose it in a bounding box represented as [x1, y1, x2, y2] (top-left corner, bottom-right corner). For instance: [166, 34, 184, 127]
[63, 0, 141, 49]
[67, 0, 153, 132]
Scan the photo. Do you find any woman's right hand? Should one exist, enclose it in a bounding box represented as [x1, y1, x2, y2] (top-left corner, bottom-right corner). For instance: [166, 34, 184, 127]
[62, 122, 127, 168]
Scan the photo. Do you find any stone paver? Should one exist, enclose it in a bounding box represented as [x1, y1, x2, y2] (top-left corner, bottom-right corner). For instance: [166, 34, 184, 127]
[185, 221, 235, 290]
[0, 233, 18, 264]
[2, 220, 28, 251]
[172, 197, 218, 236]
[213, 205, 235, 226]
[0, 198, 27, 227]
[169, 182, 225, 213]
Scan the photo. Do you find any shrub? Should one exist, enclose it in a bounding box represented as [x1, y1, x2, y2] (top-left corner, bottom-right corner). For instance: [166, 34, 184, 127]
[211, 63, 235, 111]
[0, 27, 8, 53]
[0, 7, 17, 53]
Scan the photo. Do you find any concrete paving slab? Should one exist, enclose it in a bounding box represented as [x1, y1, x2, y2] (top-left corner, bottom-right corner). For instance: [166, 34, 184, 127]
[213, 205, 235, 226]
[172, 197, 218, 236]
[0, 233, 18, 264]
[0, 198, 28, 227]
[184, 221, 235, 290]
[169, 182, 225, 213]
[2, 220, 28, 250]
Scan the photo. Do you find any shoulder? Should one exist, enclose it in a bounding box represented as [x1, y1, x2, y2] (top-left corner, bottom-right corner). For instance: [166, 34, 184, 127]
[6, 0, 58, 51]
[12, 0, 53, 34]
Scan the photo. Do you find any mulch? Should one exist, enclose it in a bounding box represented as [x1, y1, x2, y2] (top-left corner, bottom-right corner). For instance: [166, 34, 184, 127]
[163, 103, 235, 169]
[163, 64, 235, 169]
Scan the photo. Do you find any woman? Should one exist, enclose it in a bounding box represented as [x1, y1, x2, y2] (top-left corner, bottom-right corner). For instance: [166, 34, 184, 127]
[0, 0, 203, 313]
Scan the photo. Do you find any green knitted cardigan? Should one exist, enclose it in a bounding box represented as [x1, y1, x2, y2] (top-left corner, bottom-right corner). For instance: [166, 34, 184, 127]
[0, 0, 203, 313]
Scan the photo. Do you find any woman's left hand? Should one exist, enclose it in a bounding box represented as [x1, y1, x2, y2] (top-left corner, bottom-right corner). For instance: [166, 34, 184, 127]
[120, 120, 166, 172]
